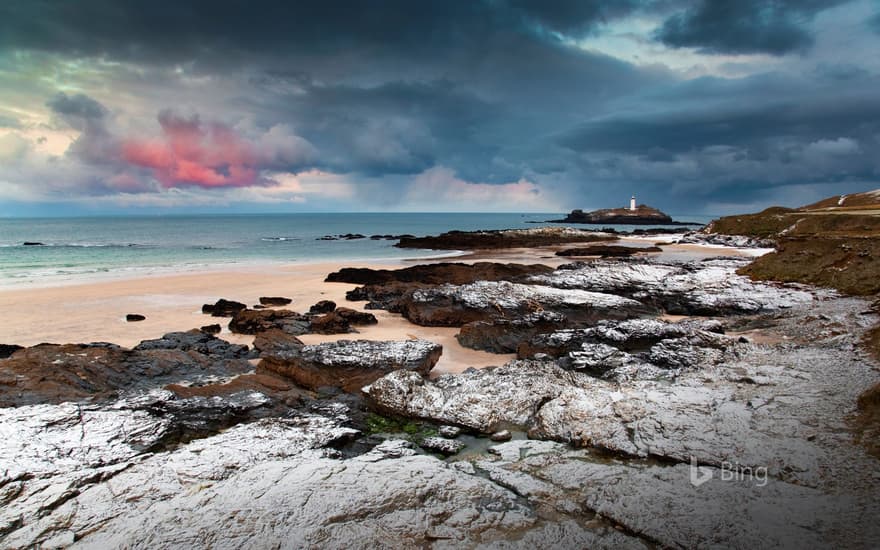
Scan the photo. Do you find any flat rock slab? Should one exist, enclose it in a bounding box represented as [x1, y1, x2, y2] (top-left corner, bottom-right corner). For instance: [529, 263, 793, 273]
[401, 280, 655, 326]
[260, 339, 442, 392]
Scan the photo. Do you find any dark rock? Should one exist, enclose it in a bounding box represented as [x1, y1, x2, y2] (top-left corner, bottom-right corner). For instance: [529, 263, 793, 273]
[309, 300, 337, 314]
[327, 262, 554, 285]
[456, 311, 568, 353]
[317, 233, 366, 241]
[0, 344, 23, 359]
[200, 324, 222, 335]
[395, 228, 615, 250]
[308, 311, 353, 334]
[133, 330, 252, 359]
[126, 314, 146, 322]
[334, 307, 378, 326]
[259, 296, 292, 306]
[419, 436, 465, 455]
[555, 245, 662, 257]
[258, 339, 442, 392]
[228, 309, 311, 335]
[202, 299, 247, 317]
[22, 241, 44, 246]
[0, 342, 253, 407]
[253, 304, 267, 310]
[252, 329, 305, 356]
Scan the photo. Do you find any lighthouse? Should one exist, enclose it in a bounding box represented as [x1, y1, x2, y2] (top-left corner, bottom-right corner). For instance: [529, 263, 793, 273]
[630, 195, 636, 211]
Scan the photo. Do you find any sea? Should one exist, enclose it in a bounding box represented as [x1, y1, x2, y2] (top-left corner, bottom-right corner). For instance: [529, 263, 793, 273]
[0, 212, 712, 287]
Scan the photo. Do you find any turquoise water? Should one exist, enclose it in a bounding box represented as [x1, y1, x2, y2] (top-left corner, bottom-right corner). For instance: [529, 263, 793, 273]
[0, 213, 710, 286]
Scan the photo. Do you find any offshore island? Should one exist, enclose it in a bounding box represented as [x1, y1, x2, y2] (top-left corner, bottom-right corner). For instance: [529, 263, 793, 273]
[550, 195, 698, 225]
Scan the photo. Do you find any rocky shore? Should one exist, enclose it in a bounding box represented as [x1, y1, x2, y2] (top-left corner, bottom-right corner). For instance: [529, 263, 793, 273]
[1, 216, 879, 547]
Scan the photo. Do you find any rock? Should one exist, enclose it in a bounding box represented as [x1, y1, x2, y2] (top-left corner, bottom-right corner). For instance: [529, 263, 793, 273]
[125, 313, 146, 322]
[333, 307, 378, 326]
[259, 296, 292, 306]
[0, 344, 23, 359]
[456, 311, 568, 353]
[490, 430, 512, 442]
[531, 258, 813, 315]
[0, 342, 254, 407]
[326, 262, 554, 285]
[439, 425, 462, 438]
[556, 245, 662, 257]
[567, 342, 646, 375]
[252, 329, 304, 356]
[518, 318, 724, 358]
[308, 300, 337, 314]
[679, 231, 776, 249]
[308, 311, 352, 334]
[259, 339, 442, 392]
[317, 233, 366, 240]
[395, 227, 616, 250]
[367, 360, 571, 433]
[133, 330, 252, 359]
[228, 309, 310, 335]
[400, 280, 655, 327]
[202, 298, 247, 317]
[549, 205, 686, 225]
[419, 436, 465, 455]
[22, 241, 44, 246]
[200, 323, 222, 335]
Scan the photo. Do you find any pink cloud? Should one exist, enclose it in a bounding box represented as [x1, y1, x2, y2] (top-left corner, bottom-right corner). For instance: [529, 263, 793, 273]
[121, 111, 313, 189]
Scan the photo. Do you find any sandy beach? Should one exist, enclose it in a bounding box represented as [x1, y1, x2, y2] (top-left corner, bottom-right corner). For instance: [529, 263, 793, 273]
[0, 240, 750, 376]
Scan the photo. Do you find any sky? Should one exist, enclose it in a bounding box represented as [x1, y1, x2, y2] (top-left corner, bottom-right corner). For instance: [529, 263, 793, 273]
[1, 0, 879, 217]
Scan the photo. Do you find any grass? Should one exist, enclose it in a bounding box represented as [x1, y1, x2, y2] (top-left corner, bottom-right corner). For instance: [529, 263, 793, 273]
[365, 412, 438, 443]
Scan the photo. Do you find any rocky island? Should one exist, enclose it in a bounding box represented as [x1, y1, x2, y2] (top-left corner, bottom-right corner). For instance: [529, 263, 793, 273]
[1, 191, 879, 548]
[550, 195, 696, 225]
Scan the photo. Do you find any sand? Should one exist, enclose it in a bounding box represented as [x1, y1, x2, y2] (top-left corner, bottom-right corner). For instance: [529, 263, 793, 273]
[0, 241, 747, 376]
[0, 259, 513, 376]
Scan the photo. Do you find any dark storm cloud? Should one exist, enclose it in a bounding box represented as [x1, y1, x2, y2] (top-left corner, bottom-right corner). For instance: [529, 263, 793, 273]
[0, 0, 629, 66]
[655, 0, 849, 55]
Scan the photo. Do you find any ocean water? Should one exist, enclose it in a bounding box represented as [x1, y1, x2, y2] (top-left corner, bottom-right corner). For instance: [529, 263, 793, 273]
[0, 212, 711, 287]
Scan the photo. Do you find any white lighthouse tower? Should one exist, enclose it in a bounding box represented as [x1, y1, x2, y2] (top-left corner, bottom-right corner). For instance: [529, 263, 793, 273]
[630, 195, 636, 211]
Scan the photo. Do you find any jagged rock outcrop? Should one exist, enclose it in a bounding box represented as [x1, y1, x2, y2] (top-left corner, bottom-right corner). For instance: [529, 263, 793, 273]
[400, 280, 656, 327]
[530, 258, 813, 315]
[260, 339, 442, 392]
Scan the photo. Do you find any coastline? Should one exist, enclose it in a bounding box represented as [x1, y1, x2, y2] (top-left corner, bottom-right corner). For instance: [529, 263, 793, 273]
[0, 237, 756, 376]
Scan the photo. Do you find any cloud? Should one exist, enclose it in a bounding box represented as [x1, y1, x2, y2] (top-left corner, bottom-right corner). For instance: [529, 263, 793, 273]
[403, 166, 557, 211]
[655, 0, 849, 55]
[805, 137, 860, 156]
[121, 111, 317, 188]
